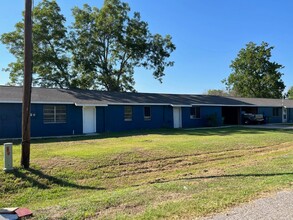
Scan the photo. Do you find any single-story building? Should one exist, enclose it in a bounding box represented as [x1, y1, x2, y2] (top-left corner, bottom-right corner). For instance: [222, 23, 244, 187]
[0, 86, 293, 139]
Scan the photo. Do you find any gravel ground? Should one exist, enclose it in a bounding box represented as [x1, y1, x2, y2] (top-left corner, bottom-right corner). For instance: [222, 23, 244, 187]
[202, 190, 293, 220]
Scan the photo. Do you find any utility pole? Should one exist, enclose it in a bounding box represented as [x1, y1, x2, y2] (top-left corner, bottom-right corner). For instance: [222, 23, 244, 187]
[21, 0, 33, 169]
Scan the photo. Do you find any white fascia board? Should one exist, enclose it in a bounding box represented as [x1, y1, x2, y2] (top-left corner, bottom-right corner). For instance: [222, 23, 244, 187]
[0, 101, 107, 106]
[0, 101, 22, 103]
[0, 101, 287, 108]
[75, 103, 108, 107]
[191, 104, 254, 107]
[34, 101, 75, 104]
[0, 101, 75, 104]
[191, 104, 284, 107]
[108, 103, 171, 106]
[171, 104, 192, 107]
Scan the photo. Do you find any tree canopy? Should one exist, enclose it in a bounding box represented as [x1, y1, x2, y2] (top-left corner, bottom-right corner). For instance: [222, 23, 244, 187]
[223, 42, 285, 99]
[0, 0, 176, 91]
[206, 89, 236, 97]
[287, 86, 293, 99]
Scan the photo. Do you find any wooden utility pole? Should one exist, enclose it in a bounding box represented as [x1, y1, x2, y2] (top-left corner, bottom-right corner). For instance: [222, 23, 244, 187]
[21, 0, 33, 169]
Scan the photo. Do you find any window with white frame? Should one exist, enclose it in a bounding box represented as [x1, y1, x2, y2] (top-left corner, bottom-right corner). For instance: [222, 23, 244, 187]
[144, 106, 151, 120]
[190, 106, 200, 119]
[43, 105, 66, 123]
[124, 106, 132, 121]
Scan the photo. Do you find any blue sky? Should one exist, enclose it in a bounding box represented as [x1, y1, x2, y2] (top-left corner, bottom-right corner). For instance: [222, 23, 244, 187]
[0, 0, 292, 94]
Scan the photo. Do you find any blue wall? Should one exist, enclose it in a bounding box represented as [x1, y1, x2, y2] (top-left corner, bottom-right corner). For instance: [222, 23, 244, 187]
[258, 107, 282, 123]
[3, 102, 292, 139]
[287, 108, 293, 123]
[104, 105, 173, 132]
[0, 103, 22, 138]
[0, 103, 83, 139]
[31, 104, 83, 137]
[96, 107, 105, 133]
[0, 104, 223, 139]
[182, 106, 222, 128]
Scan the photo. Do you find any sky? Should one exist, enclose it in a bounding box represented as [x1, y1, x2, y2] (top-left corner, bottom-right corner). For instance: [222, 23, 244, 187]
[0, 0, 293, 94]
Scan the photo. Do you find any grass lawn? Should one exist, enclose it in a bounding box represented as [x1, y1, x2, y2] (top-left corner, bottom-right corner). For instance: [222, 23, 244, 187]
[1, 127, 293, 219]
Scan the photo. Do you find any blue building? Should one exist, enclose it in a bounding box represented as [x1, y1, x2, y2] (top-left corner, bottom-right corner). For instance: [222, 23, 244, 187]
[0, 86, 293, 139]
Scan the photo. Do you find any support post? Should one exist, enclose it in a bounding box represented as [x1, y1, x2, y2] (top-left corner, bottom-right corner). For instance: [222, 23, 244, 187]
[21, 0, 33, 169]
[4, 143, 13, 172]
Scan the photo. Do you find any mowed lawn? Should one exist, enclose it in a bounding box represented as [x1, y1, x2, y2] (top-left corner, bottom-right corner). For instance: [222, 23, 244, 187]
[1, 127, 293, 219]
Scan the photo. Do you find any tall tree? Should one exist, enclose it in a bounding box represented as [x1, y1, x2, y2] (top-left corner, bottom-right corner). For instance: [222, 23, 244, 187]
[206, 89, 236, 97]
[223, 42, 285, 98]
[287, 86, 293, 99]
[70, 0, 175, 91]
[1, 0, 175, 91]
[1, 0, 74, 88]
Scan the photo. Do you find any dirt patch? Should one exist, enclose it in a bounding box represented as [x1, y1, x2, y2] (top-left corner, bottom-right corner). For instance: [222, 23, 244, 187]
[95, 191, 190, 219]
[98, 142, 293, 180]
[94, 142, 293, 169]
[32, 142, 293, 190]
[95, 202, 145, 219]
[34, 157, 87, 171]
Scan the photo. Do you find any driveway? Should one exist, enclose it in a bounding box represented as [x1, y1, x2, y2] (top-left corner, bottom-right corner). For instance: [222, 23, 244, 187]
[202, 189, 293, 220]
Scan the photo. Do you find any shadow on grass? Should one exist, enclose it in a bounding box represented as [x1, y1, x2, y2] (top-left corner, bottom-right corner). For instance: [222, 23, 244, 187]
[183, 172, 293, 180]
[2, 126, 292, 145]
[12, 168, 105, 190]
[146, 172, 293, 185]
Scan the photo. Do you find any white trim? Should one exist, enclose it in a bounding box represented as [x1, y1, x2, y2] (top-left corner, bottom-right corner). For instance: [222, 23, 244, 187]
[191, 104, 285, 107]
[0, 101, 290, 108]
[171, 104, 192, 107]
[0, 101, 75, 104]
[0, 101, 22, 103]
[75, 103, 108, 107]
[34, 101, 74, 104]
[108, 102, 170, 106]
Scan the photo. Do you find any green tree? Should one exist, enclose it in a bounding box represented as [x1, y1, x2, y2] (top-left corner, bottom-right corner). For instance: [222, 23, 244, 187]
[206, 89, 236, 96]
[70, 0, 175, 91]
[0, 0, 175, 91]
[223, 42, 285, 98]
[287, 86, 293, 99]
[1, 0, 75, 88]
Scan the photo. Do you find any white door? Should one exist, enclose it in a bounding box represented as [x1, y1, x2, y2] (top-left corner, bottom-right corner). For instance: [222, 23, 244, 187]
[83, 106, 96, 133]
[282, 107, 287, 123]
[173, 107, 182, 128]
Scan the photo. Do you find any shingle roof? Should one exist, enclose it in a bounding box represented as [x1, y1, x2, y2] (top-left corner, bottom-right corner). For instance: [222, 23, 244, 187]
[0, 86, 292, 107]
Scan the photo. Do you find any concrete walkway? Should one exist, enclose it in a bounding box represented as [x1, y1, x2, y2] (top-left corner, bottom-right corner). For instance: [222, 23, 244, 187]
[243, 124, 293, 130]
[202, 190, 293, 220]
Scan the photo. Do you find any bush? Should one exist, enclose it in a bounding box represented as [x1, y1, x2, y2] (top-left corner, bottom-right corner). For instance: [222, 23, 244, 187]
[206, 113, 218, 127]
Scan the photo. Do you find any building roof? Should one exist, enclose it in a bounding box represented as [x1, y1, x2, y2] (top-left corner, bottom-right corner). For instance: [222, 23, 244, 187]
[0, 86, 292, 107]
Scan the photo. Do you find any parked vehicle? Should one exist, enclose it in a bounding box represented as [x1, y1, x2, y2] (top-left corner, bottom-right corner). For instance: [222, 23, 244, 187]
[242, 113, 265, 125]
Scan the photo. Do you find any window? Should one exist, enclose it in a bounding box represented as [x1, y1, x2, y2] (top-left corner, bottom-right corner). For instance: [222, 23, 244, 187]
[124, 106, 132, 121]
[43, 105, 66, 123]
[144, 106, 151, 120]
[190, 106, 200, 119]
[272, 107, 281, 117]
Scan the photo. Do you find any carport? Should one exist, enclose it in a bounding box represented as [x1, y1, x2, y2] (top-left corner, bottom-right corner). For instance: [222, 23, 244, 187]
[241, 107, 258, 114]
[222, 106, 241, 125]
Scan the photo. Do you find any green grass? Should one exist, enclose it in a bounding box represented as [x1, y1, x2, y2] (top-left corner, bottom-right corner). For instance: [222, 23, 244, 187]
[1, 127, 293, 219]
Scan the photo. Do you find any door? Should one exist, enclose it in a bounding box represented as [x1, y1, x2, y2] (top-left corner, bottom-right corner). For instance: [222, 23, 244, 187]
[282, 107, 287, 123]
[173, 107, 182, 128]
[83, 106, 96, 133]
